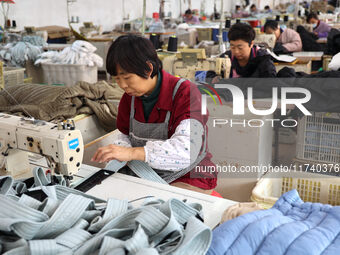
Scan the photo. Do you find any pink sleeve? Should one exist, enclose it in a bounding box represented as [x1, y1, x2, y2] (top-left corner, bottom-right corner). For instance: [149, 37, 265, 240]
[282, 29, 302, 52]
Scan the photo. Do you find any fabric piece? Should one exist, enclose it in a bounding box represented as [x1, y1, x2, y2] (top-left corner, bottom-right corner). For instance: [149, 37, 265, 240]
[127, 160, 168, 184]
[0, 40, 44, 67]
[0, 176, 14, 195]
[328, 52, 340, 71]
[0, 81, 123, 132]
[326, 28, 340, 55]
[207, 189, 340, 255]
[296, 25, 322, 51]
[35, 40, 103, 67]
[220, 202, 262, 224]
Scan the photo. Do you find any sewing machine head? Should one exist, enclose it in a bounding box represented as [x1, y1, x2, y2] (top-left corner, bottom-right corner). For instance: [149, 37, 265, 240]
[0, 114, 83, 179]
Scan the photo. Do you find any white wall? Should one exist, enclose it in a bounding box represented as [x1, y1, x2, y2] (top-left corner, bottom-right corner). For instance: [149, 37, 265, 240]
[4, 0, 235, 32]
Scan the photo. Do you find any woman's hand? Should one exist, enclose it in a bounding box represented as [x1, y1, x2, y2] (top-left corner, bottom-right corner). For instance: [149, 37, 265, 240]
[91, 145, 145, 163]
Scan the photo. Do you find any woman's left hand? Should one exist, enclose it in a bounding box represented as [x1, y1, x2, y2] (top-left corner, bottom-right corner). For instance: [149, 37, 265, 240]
[91, 145, 145, 163]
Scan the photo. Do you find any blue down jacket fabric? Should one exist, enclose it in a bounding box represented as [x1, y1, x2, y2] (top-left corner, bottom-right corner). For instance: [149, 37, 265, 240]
[207, 189, 340, 255]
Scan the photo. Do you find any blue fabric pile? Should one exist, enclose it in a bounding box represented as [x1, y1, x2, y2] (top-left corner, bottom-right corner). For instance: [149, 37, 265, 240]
[208, 189, 340, 255]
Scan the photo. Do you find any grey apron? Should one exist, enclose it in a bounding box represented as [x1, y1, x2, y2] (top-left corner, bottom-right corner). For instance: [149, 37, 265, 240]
[128, 78, 207, 184]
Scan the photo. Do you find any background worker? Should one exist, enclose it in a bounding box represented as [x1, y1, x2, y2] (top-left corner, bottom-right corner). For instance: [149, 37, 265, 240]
[264, 20, 302, 53]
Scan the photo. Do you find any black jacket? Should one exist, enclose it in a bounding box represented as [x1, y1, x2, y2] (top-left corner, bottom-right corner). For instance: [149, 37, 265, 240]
[296, 25, 322, 52]
[224, 46, 277, 78]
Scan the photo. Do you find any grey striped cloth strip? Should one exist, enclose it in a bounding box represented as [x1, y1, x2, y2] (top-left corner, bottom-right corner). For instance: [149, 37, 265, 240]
[0, 176, 14, 195]
[0, 168, 212, 254]
[127, 160, 169, 184]
[106, 159, 169, 185]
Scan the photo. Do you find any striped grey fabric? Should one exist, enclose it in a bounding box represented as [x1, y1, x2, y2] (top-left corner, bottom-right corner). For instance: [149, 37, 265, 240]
[0, 168, 212, 254]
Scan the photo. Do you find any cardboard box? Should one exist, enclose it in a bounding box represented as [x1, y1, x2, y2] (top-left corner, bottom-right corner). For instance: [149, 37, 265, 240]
[197, 28, 212, 42]
[36, 26, 70, 39]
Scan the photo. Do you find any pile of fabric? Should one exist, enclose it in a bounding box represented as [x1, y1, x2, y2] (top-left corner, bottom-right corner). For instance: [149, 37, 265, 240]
[329, 52, 340, 71]
[35, 40, 103, 67]
[0, 81, 124, 131]
[0, 35, 47, 67]
[208, 189, 340, 255]
[0, 169, 212, 255]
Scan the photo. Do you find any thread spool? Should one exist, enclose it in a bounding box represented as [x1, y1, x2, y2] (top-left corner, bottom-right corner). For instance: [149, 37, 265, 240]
[6, 19, 11, 28]
[149, 33, 160, 49]
[225, 19, 231, 28]
[167, 35, 178, 52]
[12, 20, 16, 27]
[283, 15, 289, 22]
[275, 15, 280, 21]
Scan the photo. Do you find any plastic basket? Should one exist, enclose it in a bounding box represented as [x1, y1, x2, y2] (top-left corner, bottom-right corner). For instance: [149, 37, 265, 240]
[41, 63, 98, 86]
[251, 171, 340, 209]
[296, 112, 340, 164]
[3, 67, 25, 88]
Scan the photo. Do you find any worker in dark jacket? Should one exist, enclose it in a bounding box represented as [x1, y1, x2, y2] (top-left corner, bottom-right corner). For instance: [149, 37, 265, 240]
[222, 23, 277, 78]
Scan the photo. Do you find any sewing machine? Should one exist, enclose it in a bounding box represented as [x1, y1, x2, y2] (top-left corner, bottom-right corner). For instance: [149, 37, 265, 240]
[0, 114, 83, 179]
[254, 34, 276, 49]
[161, 49, 231, 80]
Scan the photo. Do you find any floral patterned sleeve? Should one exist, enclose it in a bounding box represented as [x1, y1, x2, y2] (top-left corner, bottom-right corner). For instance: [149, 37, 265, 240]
[144, 119, 203, 171]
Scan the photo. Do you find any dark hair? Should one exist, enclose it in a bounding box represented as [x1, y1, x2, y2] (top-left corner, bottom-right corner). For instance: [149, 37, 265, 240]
[264, 5, 270, 9]
[228, 23, 255, 45]
[235, 5, 241, 10]
[307, 12, 318, 22]
[250, 4, 256, 9]
[185, 9, 192, 15]
[264, 20, 279, 32]
[106, 34, 162, 79]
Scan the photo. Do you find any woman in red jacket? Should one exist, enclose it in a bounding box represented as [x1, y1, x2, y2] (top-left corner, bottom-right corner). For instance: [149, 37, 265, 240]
[91, 35, 219, 196]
